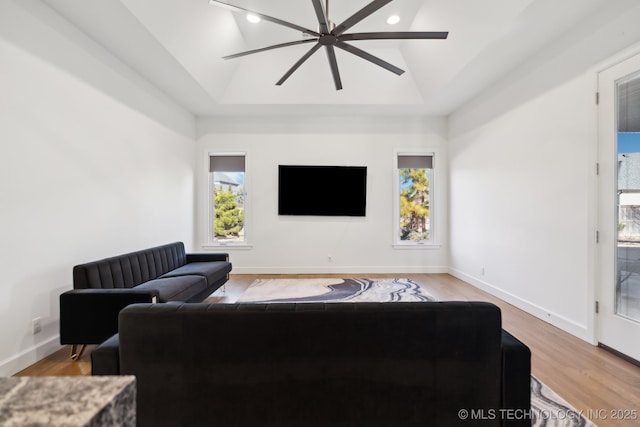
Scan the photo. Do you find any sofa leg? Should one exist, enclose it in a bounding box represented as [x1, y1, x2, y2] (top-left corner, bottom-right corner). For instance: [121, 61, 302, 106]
[70, 344, 86, 361]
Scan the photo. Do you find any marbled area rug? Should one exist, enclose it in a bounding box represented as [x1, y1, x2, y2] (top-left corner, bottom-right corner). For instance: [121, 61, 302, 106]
[236, 277, 435, 303]
[235, 278, 597, 427]
[530, 376, 597, 427]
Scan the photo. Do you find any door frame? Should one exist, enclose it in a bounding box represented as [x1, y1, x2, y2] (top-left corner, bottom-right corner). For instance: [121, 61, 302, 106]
[595, 47, 640, 362]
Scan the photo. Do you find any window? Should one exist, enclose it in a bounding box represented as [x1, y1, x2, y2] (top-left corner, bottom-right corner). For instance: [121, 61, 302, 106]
[209, 154, 246, 244]
[394, 153, 434, 246]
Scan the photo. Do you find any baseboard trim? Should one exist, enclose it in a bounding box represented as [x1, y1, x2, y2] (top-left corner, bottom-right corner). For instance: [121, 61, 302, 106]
[448, 268, 592, 342]
[0, 335, 63, 377]
[231, 266, 450, 275]
[598, 343, 640, 367]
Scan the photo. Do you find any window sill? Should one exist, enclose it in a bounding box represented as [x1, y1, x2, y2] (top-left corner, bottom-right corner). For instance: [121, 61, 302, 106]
[202, 244, 253, 251]
[393, 243, 442, 250]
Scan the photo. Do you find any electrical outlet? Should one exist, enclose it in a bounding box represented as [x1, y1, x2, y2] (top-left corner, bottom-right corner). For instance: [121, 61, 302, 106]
[31, 317, 41, 335]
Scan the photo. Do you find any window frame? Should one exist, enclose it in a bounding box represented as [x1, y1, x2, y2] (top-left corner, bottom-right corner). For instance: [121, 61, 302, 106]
[207, 151, 251, 248]
[392, 150, 438, 248]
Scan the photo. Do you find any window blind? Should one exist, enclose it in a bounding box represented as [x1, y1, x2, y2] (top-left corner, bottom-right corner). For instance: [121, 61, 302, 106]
[209, 155, 245, 172]
[397, 154, 433, 169]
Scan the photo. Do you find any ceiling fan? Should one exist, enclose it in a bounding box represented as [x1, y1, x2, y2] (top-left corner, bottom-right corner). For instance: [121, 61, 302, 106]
[209, 0, 448, 90]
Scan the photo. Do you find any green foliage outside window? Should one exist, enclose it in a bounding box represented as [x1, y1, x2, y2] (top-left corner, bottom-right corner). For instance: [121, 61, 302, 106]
[400, 168, 430, 241]
[214, 187, 244, 238]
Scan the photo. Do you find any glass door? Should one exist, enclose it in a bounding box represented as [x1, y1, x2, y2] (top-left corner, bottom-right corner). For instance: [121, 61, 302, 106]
[616, 74, 640, 322]
[598, 53, 640, 361]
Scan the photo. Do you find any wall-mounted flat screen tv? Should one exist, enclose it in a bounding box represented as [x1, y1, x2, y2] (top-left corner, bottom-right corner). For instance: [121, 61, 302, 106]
[278, 165, 367, 216]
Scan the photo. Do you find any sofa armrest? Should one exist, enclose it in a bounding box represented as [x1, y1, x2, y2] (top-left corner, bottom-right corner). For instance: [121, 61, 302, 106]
[60, 289, 158, 345]
[500, 329, 531, 427]
[186, 253, 229, 263]
[91, 333, 121, 375]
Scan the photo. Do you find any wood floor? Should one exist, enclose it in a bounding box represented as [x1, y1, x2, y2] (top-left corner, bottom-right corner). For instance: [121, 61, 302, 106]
[16, 273, 640, 427]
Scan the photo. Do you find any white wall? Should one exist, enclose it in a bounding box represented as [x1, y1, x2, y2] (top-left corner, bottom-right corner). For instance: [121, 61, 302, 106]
[0, 0, 196, 375]
[448, 3, 640, 341]
[196, 116, 449, 274]
[449, 76, 595, 340]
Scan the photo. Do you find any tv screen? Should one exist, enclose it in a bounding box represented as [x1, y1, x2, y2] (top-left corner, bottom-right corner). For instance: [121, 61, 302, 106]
[278, 165, 367, 216]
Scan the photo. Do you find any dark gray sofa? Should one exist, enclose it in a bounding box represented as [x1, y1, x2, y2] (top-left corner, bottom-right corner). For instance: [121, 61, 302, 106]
[60, 242, 231, 359]
[92, 301, 531, 427]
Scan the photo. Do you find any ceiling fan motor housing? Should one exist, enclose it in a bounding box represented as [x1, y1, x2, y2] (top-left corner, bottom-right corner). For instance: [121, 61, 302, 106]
[319, 33, 338, 46]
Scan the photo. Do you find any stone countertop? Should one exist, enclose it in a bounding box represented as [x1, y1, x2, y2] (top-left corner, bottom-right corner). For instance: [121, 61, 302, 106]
[0, 376, 135, 427]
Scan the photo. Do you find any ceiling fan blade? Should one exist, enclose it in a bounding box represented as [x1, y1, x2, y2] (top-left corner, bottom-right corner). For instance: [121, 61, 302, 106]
[223, 39, 317, 60]
[325, 46, 343, 90]
[276, 43, 322, 86]
[335, 41, 403, 75]
[311, 0, 330, 34]
[340, 31, 449, 41]
[332, 0, 393, 36]
[209, 0, 320, 37]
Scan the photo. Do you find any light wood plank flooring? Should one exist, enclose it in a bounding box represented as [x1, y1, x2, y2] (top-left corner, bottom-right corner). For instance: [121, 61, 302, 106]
[16, 274, 640, 427]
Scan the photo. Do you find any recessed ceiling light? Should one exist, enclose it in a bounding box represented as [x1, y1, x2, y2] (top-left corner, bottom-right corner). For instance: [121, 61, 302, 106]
[246, 13, 260, 24]
[386, 15, 400, 25]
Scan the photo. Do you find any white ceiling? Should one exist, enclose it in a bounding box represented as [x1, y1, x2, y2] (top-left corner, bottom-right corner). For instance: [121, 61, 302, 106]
[40, 0, 631, 116]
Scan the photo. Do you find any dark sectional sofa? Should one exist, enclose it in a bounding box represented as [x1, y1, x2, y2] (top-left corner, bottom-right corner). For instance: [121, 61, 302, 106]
[59, 242, 231, 359]
[92, 301, 531, 427]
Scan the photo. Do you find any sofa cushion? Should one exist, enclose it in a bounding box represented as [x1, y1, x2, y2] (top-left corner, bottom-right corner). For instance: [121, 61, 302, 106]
[159, 261, 231, 286]
[501, 329, 532, 422]
[73, 242, 188, 289]
[92, 333, 121, 375]
[135, 276, 206, 302]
